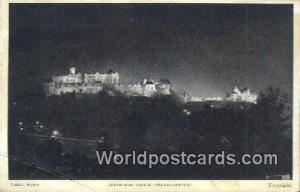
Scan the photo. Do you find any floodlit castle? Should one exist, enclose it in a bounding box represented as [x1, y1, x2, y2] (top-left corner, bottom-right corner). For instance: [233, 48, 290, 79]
[227, 86, 257, 103]
[115, 79, 171, 97]
[43, 68, 257, 103]
[84, 69, 119, 84]
[43, 67, 171, 97]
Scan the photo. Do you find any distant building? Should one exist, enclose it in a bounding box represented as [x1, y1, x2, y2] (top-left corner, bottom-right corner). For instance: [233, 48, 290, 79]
[44, 67, 109, 95]
[227, 86, 257, 103]
[115, 79, 171, 97]
[84, 69, 119, 84]
[190, 96, 203, 102]
[44, 81, 103, 95]
[204, 97, 223, 101]
[44, 67, 171, 97]
[51, 67, 83, 84]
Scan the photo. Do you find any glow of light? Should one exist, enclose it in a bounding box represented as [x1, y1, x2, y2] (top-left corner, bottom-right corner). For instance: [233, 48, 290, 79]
[36, 121, 40, 124]
[53, 130, 59, 135]
[19, 122, 23, 125]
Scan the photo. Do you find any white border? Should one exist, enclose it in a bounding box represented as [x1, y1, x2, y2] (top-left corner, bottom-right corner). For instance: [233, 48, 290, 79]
[0, 1, 299, 192]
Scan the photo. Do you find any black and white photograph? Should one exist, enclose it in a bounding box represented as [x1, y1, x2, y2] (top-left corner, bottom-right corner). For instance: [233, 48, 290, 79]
[7, 2, 294, 183]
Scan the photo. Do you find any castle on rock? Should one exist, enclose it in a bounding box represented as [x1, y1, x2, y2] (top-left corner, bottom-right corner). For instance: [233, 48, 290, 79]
[43, 67, 171, 97]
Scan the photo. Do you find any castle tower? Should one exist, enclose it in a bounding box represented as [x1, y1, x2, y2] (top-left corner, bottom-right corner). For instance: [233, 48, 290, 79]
[113, 73, 119, 84]
[105, 69, 119, 84]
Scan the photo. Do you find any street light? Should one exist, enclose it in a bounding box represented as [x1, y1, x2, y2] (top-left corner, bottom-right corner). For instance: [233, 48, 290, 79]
[183, 108, 191, 116]
[53, 130, 59, 135]
[51, 130, 61, 138]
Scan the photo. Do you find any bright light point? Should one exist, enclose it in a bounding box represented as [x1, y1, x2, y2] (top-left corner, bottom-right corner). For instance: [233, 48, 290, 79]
[186, 111, 191, 115]
[40, 125, 43, 128]
[36, 121, 40, 124]
[20, 127, 23, 130]
[19, 122, 23, 125]
[53, 130, 59, 135]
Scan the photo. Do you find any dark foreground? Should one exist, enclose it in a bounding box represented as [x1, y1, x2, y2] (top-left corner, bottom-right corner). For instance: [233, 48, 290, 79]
[9, 87, 292, 179]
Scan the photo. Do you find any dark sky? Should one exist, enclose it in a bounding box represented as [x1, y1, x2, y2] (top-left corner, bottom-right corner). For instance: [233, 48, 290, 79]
[9, 4, 293, 98]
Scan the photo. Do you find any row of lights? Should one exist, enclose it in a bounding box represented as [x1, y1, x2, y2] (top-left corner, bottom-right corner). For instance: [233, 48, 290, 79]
[18, 121, 45, 131]
[19, 120, 62, 138]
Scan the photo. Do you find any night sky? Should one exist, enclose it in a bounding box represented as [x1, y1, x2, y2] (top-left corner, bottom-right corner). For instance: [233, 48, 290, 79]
[9, 4, 293, 99]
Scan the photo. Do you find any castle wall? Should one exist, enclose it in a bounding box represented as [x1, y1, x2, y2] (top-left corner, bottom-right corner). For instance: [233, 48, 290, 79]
[115, 82, 171, 97]
[52, 74, 83, 84]
[84, 72, 119, 84]
[157, 84, 171, 95]
[227, 88, 257, 103]
[115, 83, 143, 96]
[46, 83, 103, 95]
